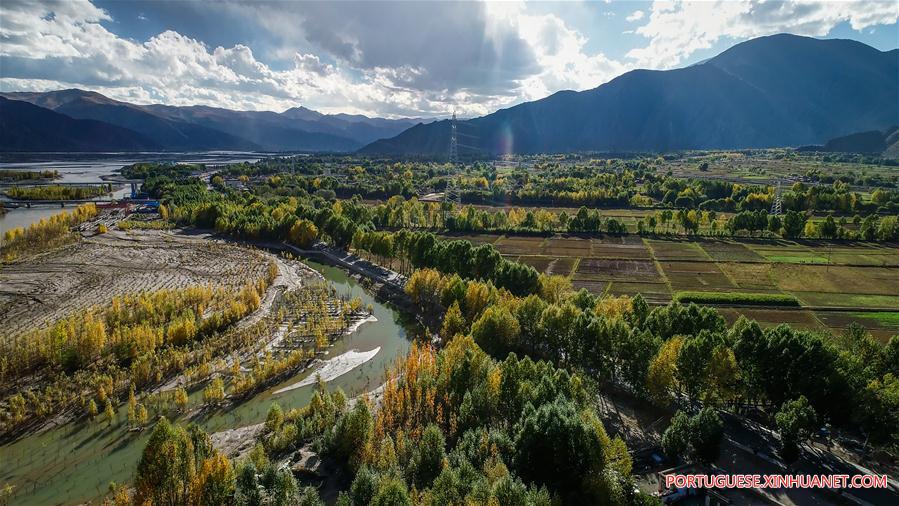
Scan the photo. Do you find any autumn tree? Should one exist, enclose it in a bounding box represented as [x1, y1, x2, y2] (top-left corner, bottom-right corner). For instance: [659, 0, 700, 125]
[439, 301, 466, 344]
[175, 387, 189, 411]
[538, 274, 572, 305]
[288, 219, 319, 248]
[647, 336, 684, 404]
[203, 377, 226, 405]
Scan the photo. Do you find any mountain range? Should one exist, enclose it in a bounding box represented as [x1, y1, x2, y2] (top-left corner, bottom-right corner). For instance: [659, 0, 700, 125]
[0, 89, 421, 152]
[0, 96, 158, 152]
[361, 34, 899, 156]
[1, 34, 896, 155]
[798, 126, 899, 158]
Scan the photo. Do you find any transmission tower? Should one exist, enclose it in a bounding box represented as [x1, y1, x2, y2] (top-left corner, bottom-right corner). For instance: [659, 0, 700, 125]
[444, 180, 462, 207]
[439, 179, 462, 224]
[449, 111, 459, 165]
[770, 180, 783, 216]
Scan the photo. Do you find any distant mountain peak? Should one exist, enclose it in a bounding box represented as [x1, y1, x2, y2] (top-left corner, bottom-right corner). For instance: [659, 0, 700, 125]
[1, 89, 421, 152]
[360, 34, 899, 156]
[0, 96, 158, 152]
[280, 106, 324, 121]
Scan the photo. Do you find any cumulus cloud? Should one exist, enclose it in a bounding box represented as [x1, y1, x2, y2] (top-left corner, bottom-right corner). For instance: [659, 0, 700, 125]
[0, 0, 632, 117]
[514, 12, 628, 100]
[0, 0, 895, 117]
[628, 0, 898, 68]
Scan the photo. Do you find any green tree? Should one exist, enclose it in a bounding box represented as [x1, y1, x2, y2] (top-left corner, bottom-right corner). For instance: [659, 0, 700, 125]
[471, 306, 520, 357]
[270, 470, 301, 505]
[690, 408, 724, 464]
[661, 408, 723, 464]
[661, 411, 691, 460]
[513, 397, 606, 502]
[782, 210, 806, 238]
[371, 477, 411, 506]
[327, 401, 374, 472]
[819, 215, 838, 239]
[135, 418, 196, 506]
[408, 424, 446, 489]
[349, 466, 378, 505]
[297, 485, 324, 506]
[775, 396, 818, 464]
[236, 462, 261, 506]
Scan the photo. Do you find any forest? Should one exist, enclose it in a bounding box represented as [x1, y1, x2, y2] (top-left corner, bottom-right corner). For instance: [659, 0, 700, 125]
[3, 152, 897, 505]
[127, 338, 651, 505]
[223, 154, 899, 216]
[97, 162, 898, 505]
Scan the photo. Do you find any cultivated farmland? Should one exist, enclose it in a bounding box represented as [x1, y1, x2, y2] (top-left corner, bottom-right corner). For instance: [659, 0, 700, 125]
[457, 232, 899, 340]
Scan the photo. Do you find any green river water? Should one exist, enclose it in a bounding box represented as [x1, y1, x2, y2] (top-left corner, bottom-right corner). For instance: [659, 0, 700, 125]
[0, 260, 416, 505]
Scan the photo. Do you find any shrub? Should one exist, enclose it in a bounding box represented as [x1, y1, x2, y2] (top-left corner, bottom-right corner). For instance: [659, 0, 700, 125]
[674, 291, 800, 307]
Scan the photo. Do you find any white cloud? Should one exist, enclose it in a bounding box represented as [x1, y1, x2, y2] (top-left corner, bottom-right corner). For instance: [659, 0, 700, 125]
[514, 12, 629, 100]
[2, 0, 894, 117]
[0, 0, 632, 118]
[628, 0, 899, 68]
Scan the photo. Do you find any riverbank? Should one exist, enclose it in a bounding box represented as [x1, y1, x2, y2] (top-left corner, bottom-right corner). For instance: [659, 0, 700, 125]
[1, 246, 416, 506]
[0, 228, 275, 340]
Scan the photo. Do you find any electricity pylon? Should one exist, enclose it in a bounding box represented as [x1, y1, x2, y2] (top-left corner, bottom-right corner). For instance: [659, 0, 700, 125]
[770, 180, 783, 216]
[449, 111, 459, 165]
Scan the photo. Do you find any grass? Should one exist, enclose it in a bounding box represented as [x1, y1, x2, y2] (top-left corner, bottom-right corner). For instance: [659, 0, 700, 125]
[795, 292, 899, 309]
[766, 255, 830, 264]
[848, 312, 899, 328]
[674, 291, 801, 306]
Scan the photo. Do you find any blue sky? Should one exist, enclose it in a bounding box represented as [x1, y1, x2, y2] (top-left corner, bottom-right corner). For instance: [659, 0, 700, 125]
[1, 1, 896, 117]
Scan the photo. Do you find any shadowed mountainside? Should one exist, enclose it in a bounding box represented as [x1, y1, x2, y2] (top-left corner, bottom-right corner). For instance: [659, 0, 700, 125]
[0, 89, 422, 152]
[0, 96, 159, 152]
[360, 34, 899, 156]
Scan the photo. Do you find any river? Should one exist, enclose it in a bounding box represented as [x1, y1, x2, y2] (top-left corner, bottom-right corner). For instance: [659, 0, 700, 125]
[0, 152, 274, 236]
[0, 259, 415, 505]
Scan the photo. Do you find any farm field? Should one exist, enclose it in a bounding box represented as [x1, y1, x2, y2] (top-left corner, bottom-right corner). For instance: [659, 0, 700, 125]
[443, 232, 899, 341]
[663, 151, 898, 188]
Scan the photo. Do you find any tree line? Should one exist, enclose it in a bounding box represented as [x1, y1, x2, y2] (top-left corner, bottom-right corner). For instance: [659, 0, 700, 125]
[1, 203, 97, 262]
[5, 184, 111, 201]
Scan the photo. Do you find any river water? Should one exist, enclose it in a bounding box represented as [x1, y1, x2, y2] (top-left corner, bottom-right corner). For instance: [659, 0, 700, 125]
[0, 152, 273, 236]
[0, 259, 416, 505]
